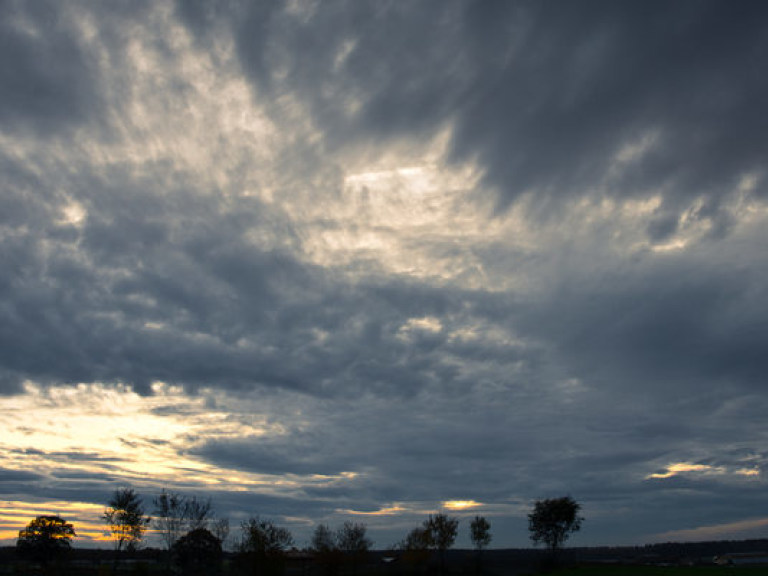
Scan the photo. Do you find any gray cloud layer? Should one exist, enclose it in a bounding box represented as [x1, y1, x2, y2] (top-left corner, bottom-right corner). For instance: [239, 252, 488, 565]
[182, 1, 768, 216]
[1, 0, 767, 547]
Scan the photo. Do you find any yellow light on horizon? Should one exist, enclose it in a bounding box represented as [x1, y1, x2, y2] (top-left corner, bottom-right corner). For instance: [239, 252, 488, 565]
[443, 500, 482, 510]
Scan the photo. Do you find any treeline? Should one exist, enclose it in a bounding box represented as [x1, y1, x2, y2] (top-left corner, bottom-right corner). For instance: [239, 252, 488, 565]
[13, 488, 583, 575]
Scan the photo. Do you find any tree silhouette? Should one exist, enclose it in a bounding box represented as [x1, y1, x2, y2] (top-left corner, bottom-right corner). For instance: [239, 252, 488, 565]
[528, 496, 583, 555]
[104, 488, 150, 554]
[238, 517, 294, 576]
[153, 489, 215, 551]
[400, 527, 431, 551]
[337, 521, 371, 575]
[337, 521, 372, 553]
[16, 515, 76, 566]
[470, 516, 491, 574]
[311, 523, 336, 553]
[239, 517, 294, 555]
[423, 513, 459, 574]
[211, 517, 230, 550]
[470, 516, 491, 551]
[398, 527, 431, 573]
[312, 523, 341, 576]
[185, 495, 213, 532]
[153, 489, 186, 551]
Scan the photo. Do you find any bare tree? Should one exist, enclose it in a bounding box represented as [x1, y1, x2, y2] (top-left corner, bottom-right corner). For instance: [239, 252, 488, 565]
[312, 523, 340, 576]
[337, 521, 372, 553]
[238, 517, 294, 576]
[153, 489, 214, 552]
[311, 523, 336, 553]
[211, 517, 230, 550]
[153, 489, 186, 551]
[185, 495, 213, 532]
[337, 521, 371, 575]
[238, 517, 294, 555]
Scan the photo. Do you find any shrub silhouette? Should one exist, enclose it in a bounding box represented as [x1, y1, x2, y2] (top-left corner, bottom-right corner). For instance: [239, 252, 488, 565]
[173, 527, 222, 575]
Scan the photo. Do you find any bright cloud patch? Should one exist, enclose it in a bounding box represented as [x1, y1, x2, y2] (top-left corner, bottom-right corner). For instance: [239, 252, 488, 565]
[735, 468, 760, 477]
[647, 463, 726, 480]
[443, 500, 482, 511]
[0, 383, 276, 486]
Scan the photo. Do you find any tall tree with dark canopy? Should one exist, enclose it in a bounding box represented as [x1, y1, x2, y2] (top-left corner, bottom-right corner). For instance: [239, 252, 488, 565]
[16, 515, 76, 566]
[424, 513, 459, 574]
[528, 496, 583, 555]
[470, 515, 492, 573]
[104, 488, 150, 554]
[470, 516, 491, 551]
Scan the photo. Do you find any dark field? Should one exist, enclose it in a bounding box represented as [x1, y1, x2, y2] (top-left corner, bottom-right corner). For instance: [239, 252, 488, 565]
[3, 541, 768, 576]
[550, 567, 767, 576]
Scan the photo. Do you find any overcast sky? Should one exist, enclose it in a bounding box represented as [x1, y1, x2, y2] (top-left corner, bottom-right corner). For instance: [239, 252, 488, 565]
[1, 0, 768, 550]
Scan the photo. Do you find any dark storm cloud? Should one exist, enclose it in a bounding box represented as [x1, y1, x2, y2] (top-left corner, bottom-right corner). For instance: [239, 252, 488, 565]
[0, 138, 528, 397]
[1, 0, 762, 404]
[191, 434, 357, 476]
[181, 0, 768, 220]
[0, 468, 43, 483]
[516, 247, 768, 399]
[0, 0, 100, 134]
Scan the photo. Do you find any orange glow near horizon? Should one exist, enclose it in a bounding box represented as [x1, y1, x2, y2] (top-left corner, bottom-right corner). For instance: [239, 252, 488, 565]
[0, 500, 172, 546]
[0, 383, 375, 546]
[0, 500, 109, 545]
[0, 382, 288, 491]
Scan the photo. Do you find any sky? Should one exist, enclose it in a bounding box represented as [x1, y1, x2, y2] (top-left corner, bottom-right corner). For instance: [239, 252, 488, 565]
[1, 0, 768, 551]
